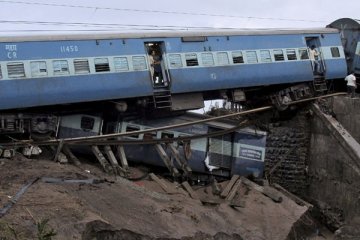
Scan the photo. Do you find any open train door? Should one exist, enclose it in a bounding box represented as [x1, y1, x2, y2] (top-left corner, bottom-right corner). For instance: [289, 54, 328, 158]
[144, 42, 171, 88]
[144, 42, 173, 109]
[305, 37, 326, 74]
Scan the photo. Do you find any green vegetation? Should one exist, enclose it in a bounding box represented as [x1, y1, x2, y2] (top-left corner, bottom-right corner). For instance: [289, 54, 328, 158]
[36, 219, 57, 240]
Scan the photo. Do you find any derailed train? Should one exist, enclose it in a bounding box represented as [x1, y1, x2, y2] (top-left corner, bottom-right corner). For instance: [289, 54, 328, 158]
[0, 18, 359, 138]
[57, 113, 267, 179]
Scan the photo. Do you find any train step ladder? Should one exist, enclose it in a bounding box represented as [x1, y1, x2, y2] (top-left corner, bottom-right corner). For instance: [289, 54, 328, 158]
[313, 75, 328, 93]
[153, 87, 172, 109]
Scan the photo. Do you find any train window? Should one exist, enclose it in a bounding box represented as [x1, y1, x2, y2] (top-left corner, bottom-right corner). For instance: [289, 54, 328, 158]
[53, 60, 69, 75]
[114, 57, 129, 71]
[232, 51, 244, 64]
[0, 65, 2, 79]
[260, 50, 272, 63]
[201, 53, 214, 66]
[161, 132, 174, 139]
[217, 52, 230, 65]
[30, 61, 47, 77]
[246, 51, 258, 64]
[74, 59, 90, 74]
[273, 50, 285, 61]
[286, 49, 297, 60]
[185, 53, 199, 66]
[94, 58, 110, 72]
[80, 116, 95, 131]
[7, 62, 25, 78]
[132, 56, 147, 70]
[125, 124, 141, 139]
[168, 54, 183, 68]
[298, 49, 309, 60]
[331, 47, 340, 58]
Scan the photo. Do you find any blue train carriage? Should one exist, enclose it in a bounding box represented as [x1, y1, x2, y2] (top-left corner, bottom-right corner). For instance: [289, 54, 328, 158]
[0, 27, 347, 114]
[327, 18, 360, 76]
[110, 113, 267, 179]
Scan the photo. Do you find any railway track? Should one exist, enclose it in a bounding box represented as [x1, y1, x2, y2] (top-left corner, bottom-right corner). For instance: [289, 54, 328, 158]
[0, 92, 346, 177]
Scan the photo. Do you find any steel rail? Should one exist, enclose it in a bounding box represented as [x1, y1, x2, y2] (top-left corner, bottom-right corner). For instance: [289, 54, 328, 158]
[66, 121, 249, 146]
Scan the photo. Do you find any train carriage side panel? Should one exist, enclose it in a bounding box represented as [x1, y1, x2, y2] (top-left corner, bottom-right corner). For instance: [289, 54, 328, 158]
[165, 32, 346, 94]
[0, 38, 155, 110]
[231, 129, 267, 178]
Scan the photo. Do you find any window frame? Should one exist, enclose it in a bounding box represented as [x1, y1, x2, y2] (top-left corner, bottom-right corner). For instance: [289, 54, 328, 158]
[94, 58, 110, 72]
[185, 53, 199, 67]
[260, 50, 272, 63]
[286, 49, 297, 61]
[200, 52, 215, 66]
[216, 52, 230, 65]
[330, 47, 340, 58]
[30, 61, 48, 78]
[168, 54, 183, 68]
[273, 49, 285, 61]
[53, 60, 69, 75]
[74, 59, 90, 74]
[114, 57, 129, 72]
[132, 56, 147, 71]
[7, 62, 26, 78]
[298, 48, 309, 60]
[245, 51, 258, 64]
[232, 51, 244, 64]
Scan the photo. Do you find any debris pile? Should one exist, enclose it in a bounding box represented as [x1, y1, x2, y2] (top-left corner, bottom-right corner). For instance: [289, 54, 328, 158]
[0, 155, 310, 239]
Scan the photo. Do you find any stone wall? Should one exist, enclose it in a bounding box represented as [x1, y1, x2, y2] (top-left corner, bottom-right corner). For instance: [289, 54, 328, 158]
[331, 96, 360, 142]
[307, 102, 360, 229]
[264, 110, 311, 197]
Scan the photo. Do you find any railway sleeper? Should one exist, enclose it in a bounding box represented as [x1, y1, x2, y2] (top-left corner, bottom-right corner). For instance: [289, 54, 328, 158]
[154, 144, 180, 177]
[91, 146, 115, 175]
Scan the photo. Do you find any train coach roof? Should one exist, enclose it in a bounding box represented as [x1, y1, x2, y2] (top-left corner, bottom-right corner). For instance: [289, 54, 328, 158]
[0, 28, 339, 42]
[327, 18, 360, 30]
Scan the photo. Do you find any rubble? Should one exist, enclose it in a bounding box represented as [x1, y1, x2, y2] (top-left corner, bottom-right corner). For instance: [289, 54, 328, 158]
[0, 157, 309, 239]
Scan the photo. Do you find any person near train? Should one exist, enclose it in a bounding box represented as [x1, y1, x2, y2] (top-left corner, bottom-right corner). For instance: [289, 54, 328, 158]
[345, 72, 357, 98]
[149, 50, 163, 85]
[309, 45, 320, 74]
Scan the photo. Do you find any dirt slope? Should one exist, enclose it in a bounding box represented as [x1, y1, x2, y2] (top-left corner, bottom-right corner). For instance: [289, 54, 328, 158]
[0, 155, 308, 240]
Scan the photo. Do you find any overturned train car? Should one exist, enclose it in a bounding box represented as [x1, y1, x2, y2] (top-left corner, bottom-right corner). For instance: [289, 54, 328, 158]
[58, 113, 267, 179]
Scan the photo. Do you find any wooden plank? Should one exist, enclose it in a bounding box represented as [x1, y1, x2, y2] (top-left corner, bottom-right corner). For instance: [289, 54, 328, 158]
[91, 146, 112, 174]
[53, 140, 64, 162]
[154, 144, 179, 177]
[104, 146, 120, 167]
[225, 179, 242, 202]
[167, 143, 192, 175]
[181, 181, 199, 200]
[62, 145, 81, 166]
[116, 145, 129, 169]
[229, 198, 246, 208]
[104, 145, 126, 176]
[241, 177, 283, 203]
[220, 174, 240, 198]
[149, 173, 178, 194]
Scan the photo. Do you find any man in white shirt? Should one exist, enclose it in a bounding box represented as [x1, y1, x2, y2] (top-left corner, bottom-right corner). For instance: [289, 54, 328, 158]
[345, 72, 357, 98]
[309, 45, 320, 74]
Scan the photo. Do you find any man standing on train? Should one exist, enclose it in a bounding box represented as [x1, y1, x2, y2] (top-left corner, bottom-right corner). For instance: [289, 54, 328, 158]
[345, 72, 357, 98]
[309, 45, 320, 74]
